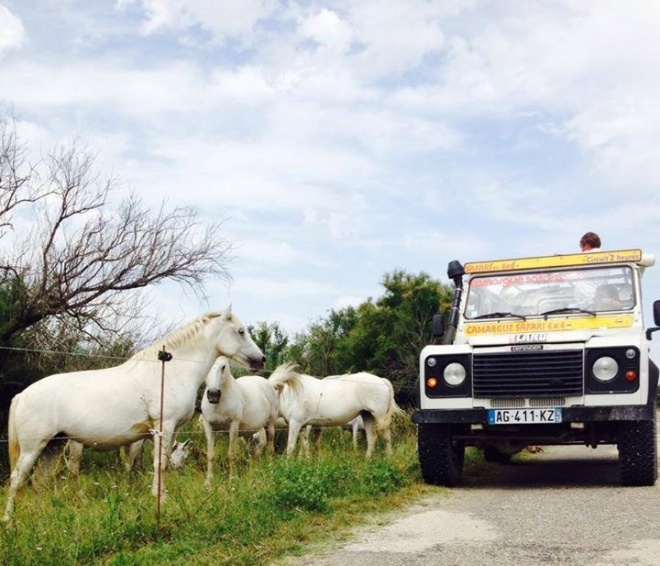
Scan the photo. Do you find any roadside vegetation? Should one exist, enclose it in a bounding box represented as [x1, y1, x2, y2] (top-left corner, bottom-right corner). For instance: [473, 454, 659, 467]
[0, 417, 483, 565]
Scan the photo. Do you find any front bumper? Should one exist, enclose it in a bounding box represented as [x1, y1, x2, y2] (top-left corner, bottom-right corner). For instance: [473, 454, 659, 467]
[412, 404, 656, 425]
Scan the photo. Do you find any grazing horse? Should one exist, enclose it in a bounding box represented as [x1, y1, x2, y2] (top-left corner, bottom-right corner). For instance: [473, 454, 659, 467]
[3, 307, 265, 521]
[268, 364, 402, 458]
[200, 357, 278, 486]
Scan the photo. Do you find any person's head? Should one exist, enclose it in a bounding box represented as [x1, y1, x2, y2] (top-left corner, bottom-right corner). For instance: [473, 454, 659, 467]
[594, 285, 620, 310]
[580, 231, 601, 251]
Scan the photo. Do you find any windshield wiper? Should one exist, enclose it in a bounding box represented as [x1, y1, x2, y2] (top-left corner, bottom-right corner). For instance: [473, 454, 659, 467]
[472, 311, 527, 321]
[540, 307, 596, 319]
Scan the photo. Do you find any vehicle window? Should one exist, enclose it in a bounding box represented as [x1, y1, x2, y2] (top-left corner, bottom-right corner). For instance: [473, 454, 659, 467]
[464, 266, 635, 319]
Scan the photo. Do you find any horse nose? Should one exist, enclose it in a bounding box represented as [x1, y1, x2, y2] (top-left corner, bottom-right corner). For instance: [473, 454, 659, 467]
[206, 389, 221, 404]
[250, 355, 266, 371]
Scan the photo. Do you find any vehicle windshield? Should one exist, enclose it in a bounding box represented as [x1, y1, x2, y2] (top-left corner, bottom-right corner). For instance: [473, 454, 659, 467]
[464, 266, 635, 319]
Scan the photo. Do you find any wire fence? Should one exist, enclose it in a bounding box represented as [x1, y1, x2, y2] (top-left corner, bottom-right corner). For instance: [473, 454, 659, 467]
[0, 343, 418, 448]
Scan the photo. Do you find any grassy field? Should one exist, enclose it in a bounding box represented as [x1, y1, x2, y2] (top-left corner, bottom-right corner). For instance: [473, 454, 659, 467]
[0, 415, 482, 565]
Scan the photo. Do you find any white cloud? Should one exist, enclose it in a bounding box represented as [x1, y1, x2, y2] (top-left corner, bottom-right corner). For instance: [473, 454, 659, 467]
[0, 5, 24, 52]
[120, 0, 278, 45]
[298, 9, 354, 54]
[3, 0, 660, 337]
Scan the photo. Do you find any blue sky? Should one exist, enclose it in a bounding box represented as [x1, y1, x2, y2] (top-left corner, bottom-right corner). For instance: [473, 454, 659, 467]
[2, 1, 660, 357]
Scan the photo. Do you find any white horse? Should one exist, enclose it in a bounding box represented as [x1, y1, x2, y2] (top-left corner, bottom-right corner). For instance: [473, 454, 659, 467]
[200, 356, 278, 486]
[3, 307, 265, 521]
[268, 364, 401, 458]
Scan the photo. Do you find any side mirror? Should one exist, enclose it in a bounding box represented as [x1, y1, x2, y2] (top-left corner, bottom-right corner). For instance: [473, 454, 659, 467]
[646, 300, 660, 340]
[432, 314, 445, 338]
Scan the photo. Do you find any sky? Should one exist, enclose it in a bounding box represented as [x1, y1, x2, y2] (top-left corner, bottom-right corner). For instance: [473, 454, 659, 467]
[1, 1, 660, 357]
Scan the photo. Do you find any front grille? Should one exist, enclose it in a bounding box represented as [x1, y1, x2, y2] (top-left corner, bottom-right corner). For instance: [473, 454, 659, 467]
[473, 350, 583, 398]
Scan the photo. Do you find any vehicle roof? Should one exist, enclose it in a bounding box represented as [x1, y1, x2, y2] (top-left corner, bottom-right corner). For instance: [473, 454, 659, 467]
[464, 249, 654, 275]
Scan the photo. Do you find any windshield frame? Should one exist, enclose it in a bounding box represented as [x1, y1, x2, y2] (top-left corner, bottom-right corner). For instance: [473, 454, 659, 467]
[463, 265, 636, 320]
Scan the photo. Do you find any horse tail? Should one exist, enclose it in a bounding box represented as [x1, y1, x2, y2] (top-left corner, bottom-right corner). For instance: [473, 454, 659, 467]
[377, 378, 404, 432]
[7, 393, 21, 472]
[268, 362, 303, 395]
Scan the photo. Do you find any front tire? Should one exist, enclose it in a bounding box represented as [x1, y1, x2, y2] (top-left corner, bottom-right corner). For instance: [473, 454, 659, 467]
[417, 424, 465, 486]
[618, 417, 658, 486]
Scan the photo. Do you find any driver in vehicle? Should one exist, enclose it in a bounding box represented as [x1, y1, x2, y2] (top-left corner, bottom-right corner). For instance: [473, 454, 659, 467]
[594, 285, 622, 310]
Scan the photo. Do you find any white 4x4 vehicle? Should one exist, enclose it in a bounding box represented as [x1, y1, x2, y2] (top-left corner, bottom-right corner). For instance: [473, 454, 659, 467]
[413, 249, 659, 487]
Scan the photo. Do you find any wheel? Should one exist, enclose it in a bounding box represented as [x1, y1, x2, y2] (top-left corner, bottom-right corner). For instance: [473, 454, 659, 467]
[417, 424, 465, 486]
[483, 446, 512, 464]
[618, 417, 658, 486]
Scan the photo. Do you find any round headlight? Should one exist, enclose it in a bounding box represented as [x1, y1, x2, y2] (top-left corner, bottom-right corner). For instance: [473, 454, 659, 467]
[443, 362, 466, 387]
[593, 356, 618, 382]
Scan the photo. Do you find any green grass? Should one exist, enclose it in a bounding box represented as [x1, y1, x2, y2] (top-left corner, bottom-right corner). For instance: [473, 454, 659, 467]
[0, 416, 481, 565]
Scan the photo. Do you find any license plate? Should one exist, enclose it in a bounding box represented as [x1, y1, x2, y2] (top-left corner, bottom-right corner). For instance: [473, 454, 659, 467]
[488, 408, 562, 425]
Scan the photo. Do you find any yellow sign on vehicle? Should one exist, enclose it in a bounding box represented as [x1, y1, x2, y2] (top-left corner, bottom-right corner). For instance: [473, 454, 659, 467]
[464, 249, 643, 274]
[463, 315, 634, 336]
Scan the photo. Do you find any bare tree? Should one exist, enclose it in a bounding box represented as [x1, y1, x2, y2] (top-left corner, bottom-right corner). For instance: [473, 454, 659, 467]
[0, 114, 233, 345]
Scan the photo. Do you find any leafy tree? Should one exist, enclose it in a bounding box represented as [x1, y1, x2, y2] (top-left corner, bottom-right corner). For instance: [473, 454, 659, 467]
[0, 112, 235, 433]
[287, 307, 358, 377]
[249, 321, 290, 372]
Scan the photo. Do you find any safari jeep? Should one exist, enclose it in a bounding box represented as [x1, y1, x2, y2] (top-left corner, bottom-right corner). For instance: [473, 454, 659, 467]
[413, 249, 660, 487]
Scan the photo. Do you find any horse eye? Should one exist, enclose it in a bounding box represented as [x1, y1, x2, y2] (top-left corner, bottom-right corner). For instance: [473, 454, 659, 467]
[238, 328, 245, 335]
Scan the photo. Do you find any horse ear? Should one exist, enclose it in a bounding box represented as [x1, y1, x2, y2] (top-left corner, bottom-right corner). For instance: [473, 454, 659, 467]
[223, 304, 233, 319]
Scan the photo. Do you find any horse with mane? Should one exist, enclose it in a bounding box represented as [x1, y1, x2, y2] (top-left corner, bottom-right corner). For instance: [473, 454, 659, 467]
[200, 356, 278, 486]
[268, 364, 402, 458]
[3, 307, 265, 522]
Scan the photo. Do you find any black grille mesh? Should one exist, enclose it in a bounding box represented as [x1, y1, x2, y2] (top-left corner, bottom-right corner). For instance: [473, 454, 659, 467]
[473, 350, 584, 398]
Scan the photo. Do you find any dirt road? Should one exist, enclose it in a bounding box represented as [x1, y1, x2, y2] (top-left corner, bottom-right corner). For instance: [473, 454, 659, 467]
[281, 441, 660, 566]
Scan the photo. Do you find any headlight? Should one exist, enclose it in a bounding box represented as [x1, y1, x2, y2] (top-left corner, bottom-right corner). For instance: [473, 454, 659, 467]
[592, 356, 618, 382]
[443, 362, 466, 387]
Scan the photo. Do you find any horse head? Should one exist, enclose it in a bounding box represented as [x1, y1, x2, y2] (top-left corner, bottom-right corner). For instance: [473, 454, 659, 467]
[210, 306, 266, 371]
[205, 356, 232, 404]
[170, 440, 191, 469]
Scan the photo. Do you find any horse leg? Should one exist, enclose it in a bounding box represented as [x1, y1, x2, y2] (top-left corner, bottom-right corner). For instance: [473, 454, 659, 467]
[125, 439, 145, 473]
[286, 421, 303, 457]
[362, 413, 377, 457]
[381, 427, 393, 456]
[226, 420, 242, 478]
[3, 445, 47, 522]
[65, 440, 83, 477]
[150, 426, 173, 498]
[310, 427, 323, 455]
[299, 425, 312, 458]
[352, 420, 360, 450]
[265, 420, 276, 455]
[201, 416, 216, 489]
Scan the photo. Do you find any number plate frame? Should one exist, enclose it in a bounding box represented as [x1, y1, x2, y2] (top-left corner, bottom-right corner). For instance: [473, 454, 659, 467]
[487, 408, 562, 425]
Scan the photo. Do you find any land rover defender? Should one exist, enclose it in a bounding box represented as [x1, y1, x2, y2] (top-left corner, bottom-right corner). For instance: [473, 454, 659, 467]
[413, 249, 660, 486]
